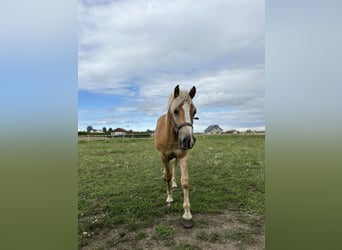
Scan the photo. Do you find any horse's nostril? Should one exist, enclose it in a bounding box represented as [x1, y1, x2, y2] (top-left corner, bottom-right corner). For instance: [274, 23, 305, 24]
[180, 137, 191, 149]
[183, 137, 189, 146]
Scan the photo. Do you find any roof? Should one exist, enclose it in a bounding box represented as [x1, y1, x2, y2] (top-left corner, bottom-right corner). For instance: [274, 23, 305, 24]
[112, 128, 128, 133]
[204, 125, 223, 133]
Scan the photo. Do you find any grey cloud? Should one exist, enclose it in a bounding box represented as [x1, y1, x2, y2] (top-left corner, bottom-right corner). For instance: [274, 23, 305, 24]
[78, 0, 264, 92]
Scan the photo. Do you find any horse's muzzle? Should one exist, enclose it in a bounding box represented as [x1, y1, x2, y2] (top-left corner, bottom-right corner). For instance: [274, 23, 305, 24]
[180, 135, 196, 150]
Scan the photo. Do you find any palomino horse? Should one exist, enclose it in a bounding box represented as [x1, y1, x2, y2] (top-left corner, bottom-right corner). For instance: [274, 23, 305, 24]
[154, 85, 197, 228]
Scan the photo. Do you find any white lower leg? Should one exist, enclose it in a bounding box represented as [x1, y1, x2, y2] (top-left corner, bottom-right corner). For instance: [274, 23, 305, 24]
[182, 188, 192, 220]
[171, 179, 177, 189]
[166, 181, 173, 203]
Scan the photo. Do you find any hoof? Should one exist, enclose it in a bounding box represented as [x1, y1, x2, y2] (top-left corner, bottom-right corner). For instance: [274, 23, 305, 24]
[172, 186, 177, 192]
[181, 218, 194, 228]
[166, 201, 173, 207]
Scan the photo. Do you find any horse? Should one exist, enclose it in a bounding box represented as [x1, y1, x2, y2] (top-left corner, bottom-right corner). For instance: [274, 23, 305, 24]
[154, 84, 197, 228]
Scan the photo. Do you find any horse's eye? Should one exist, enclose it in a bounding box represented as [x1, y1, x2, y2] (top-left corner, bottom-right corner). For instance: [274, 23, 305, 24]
[174, 109, 179, 115]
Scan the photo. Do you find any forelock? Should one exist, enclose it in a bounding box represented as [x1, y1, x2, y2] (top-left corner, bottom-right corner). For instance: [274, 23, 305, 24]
[168, 91, 192, 112]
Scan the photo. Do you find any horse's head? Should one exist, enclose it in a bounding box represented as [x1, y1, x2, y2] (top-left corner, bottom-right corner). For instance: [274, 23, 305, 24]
[169, 85, 197, 150]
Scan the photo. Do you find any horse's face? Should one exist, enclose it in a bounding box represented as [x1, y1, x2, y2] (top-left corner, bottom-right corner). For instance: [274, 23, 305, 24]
[175, 102, 197, 150]
[171, 85, 197, 150]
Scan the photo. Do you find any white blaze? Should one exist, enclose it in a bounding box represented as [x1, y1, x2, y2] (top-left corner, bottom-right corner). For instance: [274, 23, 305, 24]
[182, 103, 193, 134]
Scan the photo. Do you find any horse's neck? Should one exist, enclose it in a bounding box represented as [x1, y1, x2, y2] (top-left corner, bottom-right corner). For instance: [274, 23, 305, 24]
[166, 112, 177, 139]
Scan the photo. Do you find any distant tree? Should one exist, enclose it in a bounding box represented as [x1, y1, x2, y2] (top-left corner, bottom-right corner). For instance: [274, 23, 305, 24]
[108, 128, 113, 133]
[87, 126, 93, 133]
[102, 127, 107, 133]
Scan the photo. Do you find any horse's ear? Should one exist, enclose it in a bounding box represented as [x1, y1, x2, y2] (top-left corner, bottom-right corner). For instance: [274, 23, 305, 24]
[174, 85, 180, 98]
[189, 86, 196, 99]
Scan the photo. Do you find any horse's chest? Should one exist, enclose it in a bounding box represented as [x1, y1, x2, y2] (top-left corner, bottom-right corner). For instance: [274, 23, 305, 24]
[165, 149, 186, 161]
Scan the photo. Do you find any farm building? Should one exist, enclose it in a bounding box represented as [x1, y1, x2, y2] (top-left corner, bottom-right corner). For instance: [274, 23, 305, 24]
[111, 128, 128, 137]
[225, 129, 239, 134]
[204, 125, 223, 134]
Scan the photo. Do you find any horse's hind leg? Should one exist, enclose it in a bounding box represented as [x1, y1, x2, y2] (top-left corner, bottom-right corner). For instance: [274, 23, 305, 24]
[161, 155, 173, 205]
[171, 158, 178, 190]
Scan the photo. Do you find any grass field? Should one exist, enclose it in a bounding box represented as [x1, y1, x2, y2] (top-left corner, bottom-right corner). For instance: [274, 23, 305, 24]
[78, 134, 265, 249]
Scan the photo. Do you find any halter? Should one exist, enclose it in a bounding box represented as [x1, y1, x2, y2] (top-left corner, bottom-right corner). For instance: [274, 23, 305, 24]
[169, 113, 194, 135]
[175, 122, 193, 134]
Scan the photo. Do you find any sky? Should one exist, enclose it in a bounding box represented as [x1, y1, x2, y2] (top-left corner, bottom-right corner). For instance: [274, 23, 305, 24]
[78, 0, 265, 133]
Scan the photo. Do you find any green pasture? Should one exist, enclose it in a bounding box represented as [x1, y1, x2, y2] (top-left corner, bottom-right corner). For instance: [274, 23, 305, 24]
[78, 134, 264, 249]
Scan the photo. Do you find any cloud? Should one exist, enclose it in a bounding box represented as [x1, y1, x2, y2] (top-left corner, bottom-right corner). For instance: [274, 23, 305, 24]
[78, 0, 265, 131]
[78, 0, 264, 90]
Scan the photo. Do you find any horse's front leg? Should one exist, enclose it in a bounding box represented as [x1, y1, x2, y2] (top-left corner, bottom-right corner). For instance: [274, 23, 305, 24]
[180, 153, 194, 228]
[171, 158, 178, 190]
[161, 155, 173, 206]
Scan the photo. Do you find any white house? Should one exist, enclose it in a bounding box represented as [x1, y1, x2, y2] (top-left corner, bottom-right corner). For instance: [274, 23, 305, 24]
[204, 125, 223, 134]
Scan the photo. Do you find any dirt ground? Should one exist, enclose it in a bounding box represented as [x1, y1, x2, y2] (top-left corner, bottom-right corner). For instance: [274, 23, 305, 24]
[81, 210, 264, 250]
